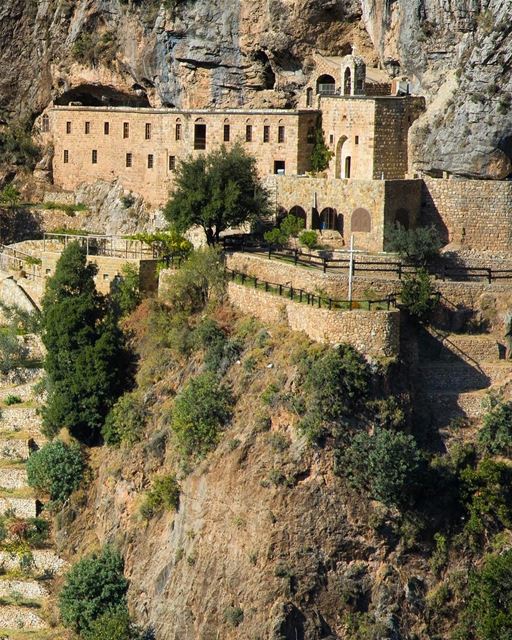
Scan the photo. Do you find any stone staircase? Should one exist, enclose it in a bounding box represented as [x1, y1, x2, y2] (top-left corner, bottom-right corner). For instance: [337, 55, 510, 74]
[0, 341, 67, 638]
[416, 328, 512, 429]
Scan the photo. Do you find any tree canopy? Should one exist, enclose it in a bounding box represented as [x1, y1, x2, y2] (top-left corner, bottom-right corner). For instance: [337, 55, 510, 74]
[164, 144, 270, 245]
[41, 242, 128, 443]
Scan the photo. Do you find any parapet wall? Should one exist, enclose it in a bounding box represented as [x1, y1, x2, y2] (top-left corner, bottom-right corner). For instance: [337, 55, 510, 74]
[422, 177, 512, 251]
[227, 281, 400, 358]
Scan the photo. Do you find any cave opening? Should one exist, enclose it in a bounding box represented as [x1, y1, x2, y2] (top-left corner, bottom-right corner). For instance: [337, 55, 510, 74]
[253, 51, 276, 90]
[54, 84, 151, 108]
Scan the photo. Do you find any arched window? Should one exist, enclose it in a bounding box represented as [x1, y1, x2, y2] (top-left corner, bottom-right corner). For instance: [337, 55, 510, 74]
[194, 118, 206, 150]
[316, 74, 336, 95]
[41, 114, 49, 133]
[223, 118, 230, 142]
[306, 88, 313, 107]
[351, 208, 372, 233]
[320, 207, 337, 230]
[344, 68, 352, 95]
[344, 156, 352, 179]
[289, 206, 307, 227]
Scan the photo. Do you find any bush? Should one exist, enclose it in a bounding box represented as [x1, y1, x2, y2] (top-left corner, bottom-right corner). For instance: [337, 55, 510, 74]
[478, 392, 512, 456]
[264, 214, 304, 246]
[140, 474, 180, 520]
[194, 318, 242, 373]
[399, 268, 438, 320]
[112, 264, 141, 317]
[4, 394, 22, 406]
[165, 248, 225, 313]
[299, 230, 318, 250]
[298, 344, 371, 443]
[386, 224, 442, 266]
[26, 440, 85, 504]
[341, 429, 424, 508]
[224, 606, 244, 627]
[467, 550, 512, 639]
[171, 372, 233, 457]
[83, 606, 144, 640]
[310, 122, 333, 173]
[0, 329, 28, 374]
[102, 391, 147, 446]
[59, 547, 128, 634]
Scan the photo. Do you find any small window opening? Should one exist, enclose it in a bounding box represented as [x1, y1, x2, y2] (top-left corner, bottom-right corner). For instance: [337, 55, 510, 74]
[42, 115, 49, 132]
[92, 150, 98, 164]
[66, 122, 71, 134]
[63, 150, 69, 163]
[126, 153, 132, 168]
[104, 122, 110, 135]
[175, 123, 182, 141]
[274, 160, 285, 175]
[85, 121, 90, 134]
[145, 123, 152, 140]
[263, 126, 270, 143]
[169, 156, 176, 171]
[278, 126, 285, 143]
[147, 154, 154, 169]
[224, 124, 230, 142]
[355, 135, 359, 145]
[245, 125, 253, 142]
[194, 123, 207, 150]
[123, 122, 130, 139]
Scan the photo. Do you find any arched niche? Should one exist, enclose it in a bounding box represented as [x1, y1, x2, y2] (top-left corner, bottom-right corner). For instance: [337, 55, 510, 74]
[351, 208, 372, 232]
[289, 206, 307, 226]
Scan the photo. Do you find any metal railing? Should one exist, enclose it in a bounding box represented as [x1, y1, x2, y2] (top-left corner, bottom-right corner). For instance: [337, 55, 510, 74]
[42, 233, 161, 260]
[227, 267, 397, 311]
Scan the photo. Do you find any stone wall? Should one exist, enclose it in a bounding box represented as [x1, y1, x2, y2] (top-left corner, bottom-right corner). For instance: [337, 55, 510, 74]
[227, 281, 400, 357]
[51, 106, 317, 205]
[421, 177, 512, 250]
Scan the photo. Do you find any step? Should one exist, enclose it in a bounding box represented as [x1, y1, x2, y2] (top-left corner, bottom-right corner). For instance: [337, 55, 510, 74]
[419, 362, 512, 393]
[0, 579, 48, 600]
[0, 605, 47, 630]
[0, 495, 37, 519]
[0, 409, 42, 434]
[0, 550, 66, 576]
[0, 468, 28, 491]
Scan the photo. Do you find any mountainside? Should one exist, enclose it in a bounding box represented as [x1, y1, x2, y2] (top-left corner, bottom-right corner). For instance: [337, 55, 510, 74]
[1, 0, 511, 178]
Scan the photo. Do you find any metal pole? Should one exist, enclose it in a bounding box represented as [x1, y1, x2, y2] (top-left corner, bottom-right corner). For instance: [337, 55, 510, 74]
[348, 234, 355, 304]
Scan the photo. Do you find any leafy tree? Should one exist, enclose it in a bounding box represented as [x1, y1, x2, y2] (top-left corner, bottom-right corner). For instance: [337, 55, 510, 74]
[264, 214, 305, 247]
[399, 268, 438, 320]
[59, 546, 128, 635]
[299, 230, 318, 250]
[0, 327, 28, 374]
[130, 229, 192, 259]
[165, 247, 225, 313]
[26, 440, 85, 504]
[83, 607, 144, 640]
[102, 391, 147, 446]
[41, 242, 128, 442]
[164, 144, 270, 245]
[386, 224, 442, 266]
[478, 392, 512, 456]
[467, 550, 512, 639]
[299, 344, 371, 443]
[310, 122, 333, 173]
[171, 371, 233, 457]
[112, 263, 141, 317]
[341, 429, 424, 508]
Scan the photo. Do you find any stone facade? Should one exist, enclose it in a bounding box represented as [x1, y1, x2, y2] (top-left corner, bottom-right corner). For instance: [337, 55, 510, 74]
[227, 281, 400, 358]
[421, 177, 512, 251]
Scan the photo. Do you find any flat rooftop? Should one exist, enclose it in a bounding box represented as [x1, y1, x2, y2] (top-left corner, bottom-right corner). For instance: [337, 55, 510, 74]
[51, 105, 321, 116]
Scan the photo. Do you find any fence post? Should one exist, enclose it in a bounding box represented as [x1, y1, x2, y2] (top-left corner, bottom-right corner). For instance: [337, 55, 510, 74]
[318, 296, 321, 308]
[279, 284, 282, 296]
[290, 286, 293, 299]
[294, 249, 298, 265]
[328, 298, 332, 310]
[268, 246, 272, 260]
[487, 268, 492, 284]
[265, 281, 269, 292]
[323, 257, 327, 273]
[299, 290, 303, 303]
[254, 277, 258, 288]
[398, 262, 402, 280]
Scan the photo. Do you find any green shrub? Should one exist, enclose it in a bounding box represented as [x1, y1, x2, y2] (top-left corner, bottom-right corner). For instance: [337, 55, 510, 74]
[478, 392, 512, 456]
[399, 268, 438, 320]
[467, 550, 512, 638]
[386, 224, 442, 266]
[102, 391, 147, 446]
[140, 474, 180, 520]
[0, 329, 28, 374]
[171, 371, 232, 457]
[0, 121, 40, 169]
[4, 394, 22, 406]
[340, 429, 424, 508]
[298, 344, 370, 443]
[310, 122, 334, 173]
[59, 546, 128, 634]
[83, 606, 144, 640]
[112, 264, 141, 317]
[264, 214, 304, 247]
[194, 318, 242, 373]
[26, 440, 85, 504]
[224, 606, 244, 628]
[24, 517, 50, 547]
[299, 230, 318, 250]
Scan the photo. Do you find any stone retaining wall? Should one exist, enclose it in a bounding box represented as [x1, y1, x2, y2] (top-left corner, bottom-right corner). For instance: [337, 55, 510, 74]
[227, 282, 400, 358]
[0, 497, 37, 518]
[0, 605, 46, 630]
[0, 440, 30, 461]
[0, 579, 48, 599]
[0, 408, 42, 433]
[0, 550, 66, 575]
[0, 468, 28, 491]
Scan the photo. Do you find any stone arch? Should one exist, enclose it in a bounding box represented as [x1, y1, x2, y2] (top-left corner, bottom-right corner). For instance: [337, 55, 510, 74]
[335, 136, 348, 179]
[317, 74, 336, 95]
[343, 68, 352, 95]
[395, 208, 410, 230]
[289, 206, 307, 226]
[320, 207, 337, 231]
[351, 208, 372, 233]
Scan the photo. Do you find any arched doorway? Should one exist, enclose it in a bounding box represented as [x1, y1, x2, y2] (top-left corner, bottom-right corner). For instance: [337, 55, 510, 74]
[344, 68, 352, 95]
[311, 208, 320, 230]
[320, 207, 337, 230]
[335, 136, 348, 179]
[289, 206, 307, 227]
[316, 74, 336, 95]
[351, 208, 372, 233]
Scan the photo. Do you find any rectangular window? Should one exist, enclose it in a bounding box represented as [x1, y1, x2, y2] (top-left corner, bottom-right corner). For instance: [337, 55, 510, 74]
[245, 125, 252, 142]
[194, 123, 207, 150]
[126, 153, 132, 168]
[169, 155, 176, 171]
[263, 125, 270, 143]
[85, 121, 91, 134]
[355, 135, 359, 145]
[278, 126, 285, 143]
[175, 123, 182, 141]
[329, 134, 334, 144]
[63, 150, 69, 164]
[147, 154, 154, 169]
[123, 122, 130, 139]
[92, 150, 98, 164]
[223, 124, 230, 142]
[274, 160, 285, 175]
[66, 122, 71, 134]
[145, 123, 152, 140]
[104, 122, 110, 135]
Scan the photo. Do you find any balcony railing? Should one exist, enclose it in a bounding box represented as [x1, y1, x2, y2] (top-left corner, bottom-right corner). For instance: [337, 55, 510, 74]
[318, 84, 336, 95]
